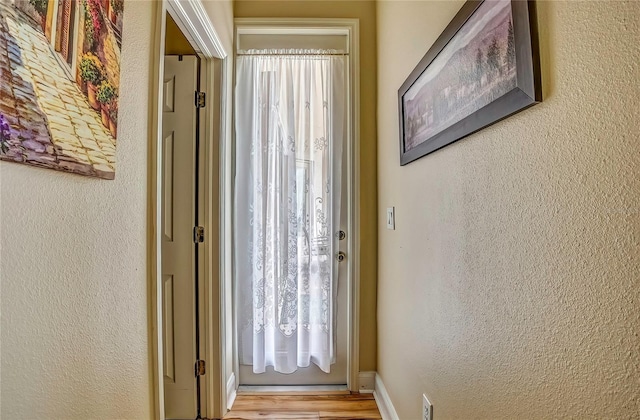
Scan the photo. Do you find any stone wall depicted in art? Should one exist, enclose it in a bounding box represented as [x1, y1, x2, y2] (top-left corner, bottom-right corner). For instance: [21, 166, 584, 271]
[0, 0, 124, 179]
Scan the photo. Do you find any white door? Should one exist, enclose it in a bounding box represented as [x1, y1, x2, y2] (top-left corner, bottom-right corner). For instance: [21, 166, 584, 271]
[162, 55, 199, 418]
[235, 52, 350, 386]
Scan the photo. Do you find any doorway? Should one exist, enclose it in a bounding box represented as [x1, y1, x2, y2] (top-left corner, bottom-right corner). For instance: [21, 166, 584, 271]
[232, 20, 361, 390]
[151, 2, 229, 419]
[161, 14, 202, 420]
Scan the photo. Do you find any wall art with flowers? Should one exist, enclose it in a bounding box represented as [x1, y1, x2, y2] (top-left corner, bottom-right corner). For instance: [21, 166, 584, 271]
[0, 0, 125, 179]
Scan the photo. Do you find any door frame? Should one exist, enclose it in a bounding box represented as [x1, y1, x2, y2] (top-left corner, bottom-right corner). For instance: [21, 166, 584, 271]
[232, 18, 362, 392]
[149, 1, 229, 418]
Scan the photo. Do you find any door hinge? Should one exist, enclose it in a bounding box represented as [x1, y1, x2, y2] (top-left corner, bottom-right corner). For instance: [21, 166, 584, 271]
[194, 226, 205, 243]
[195, 359, 206, 377]
[195, 91, 206, 108]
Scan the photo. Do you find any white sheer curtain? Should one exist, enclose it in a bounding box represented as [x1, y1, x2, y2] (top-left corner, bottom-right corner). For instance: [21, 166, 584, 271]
[234, 50, 345, 374]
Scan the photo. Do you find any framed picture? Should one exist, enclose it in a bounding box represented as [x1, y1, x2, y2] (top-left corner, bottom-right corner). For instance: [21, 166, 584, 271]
[0, 0, 125, 179]
[398, 0, 541, 165]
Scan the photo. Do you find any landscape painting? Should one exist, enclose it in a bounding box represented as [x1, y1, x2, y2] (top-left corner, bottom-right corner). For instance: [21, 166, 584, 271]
[398, 0, 541, 165]
[0, 0, 125, 179]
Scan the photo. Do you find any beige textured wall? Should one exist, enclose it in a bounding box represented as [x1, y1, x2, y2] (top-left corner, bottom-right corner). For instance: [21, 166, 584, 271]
[0, 1, 154, 417]
[377, 1, 640, 418]
[0, 0, 234, 418]
[235, 0, 378, 372]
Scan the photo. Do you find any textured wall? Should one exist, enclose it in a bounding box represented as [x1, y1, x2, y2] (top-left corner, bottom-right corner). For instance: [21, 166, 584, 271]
[235, 0, 379, 372]
[0, 2, 154, 418]
[376, 1, 640, 418]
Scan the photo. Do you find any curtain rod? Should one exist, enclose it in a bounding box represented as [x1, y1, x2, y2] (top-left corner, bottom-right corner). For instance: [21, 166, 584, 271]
[236, 52, 348, 56]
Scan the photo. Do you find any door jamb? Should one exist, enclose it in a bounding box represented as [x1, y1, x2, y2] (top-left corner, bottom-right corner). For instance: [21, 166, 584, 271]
[149, 1, 228, 419]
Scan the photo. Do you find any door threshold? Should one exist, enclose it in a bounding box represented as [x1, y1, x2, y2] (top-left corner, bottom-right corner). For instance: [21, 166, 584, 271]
[237, 384, 348, 394]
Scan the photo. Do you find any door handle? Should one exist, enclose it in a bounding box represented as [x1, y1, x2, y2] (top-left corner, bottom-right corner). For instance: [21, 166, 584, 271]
[336, 251, 346, 262]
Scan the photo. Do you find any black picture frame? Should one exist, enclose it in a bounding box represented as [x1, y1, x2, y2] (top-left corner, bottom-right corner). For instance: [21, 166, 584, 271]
[398, 0, 541, 165]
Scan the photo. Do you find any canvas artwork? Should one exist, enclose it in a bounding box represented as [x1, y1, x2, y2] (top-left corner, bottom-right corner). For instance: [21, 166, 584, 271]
[0, 0, 124, 179]
[405, 0, 515, 150]
[398, 0, 541, 165]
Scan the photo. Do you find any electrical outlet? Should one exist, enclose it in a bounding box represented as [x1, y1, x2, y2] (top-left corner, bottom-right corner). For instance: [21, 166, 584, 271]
[422, 394, 433, 420]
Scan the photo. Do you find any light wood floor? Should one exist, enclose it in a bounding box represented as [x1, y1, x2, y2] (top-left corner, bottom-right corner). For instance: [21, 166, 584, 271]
[224, 391, 382, 419]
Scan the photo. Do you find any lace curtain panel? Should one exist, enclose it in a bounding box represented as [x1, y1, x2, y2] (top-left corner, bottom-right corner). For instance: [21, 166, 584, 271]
[234, 50, 346, 374]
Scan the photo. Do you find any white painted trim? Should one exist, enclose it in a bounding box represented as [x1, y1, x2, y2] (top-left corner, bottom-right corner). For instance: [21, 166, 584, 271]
[236, 27, 350, 35]
[150, 2, 168, 419]
[237, 27, 350, 39]
[219, 53, 235, 419]
[346, 19, 361, 394]
[226, 372, 237, 410]
[166, 0, 227, 58]
[217, 56, 234, 420]
[373, 374, 400, 420]
[358, 371, 376, 393]
[235, 17, 359, 28]
[199, 56, 225, 420]
[229, 18, 361, 391]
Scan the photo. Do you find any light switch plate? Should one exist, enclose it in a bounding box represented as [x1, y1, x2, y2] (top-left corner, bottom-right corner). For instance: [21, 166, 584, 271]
[423, 394, 433, 420]
[386, 207, 395, 230]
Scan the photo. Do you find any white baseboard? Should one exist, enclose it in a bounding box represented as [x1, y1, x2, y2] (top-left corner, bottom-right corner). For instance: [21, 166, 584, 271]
[358, 371, 376, 393]
[226, 372, 237, 410]
[373, 373, 399, 420]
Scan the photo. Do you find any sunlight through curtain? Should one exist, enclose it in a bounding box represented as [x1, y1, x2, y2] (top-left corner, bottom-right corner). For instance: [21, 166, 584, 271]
[234, 49, 345, 374]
